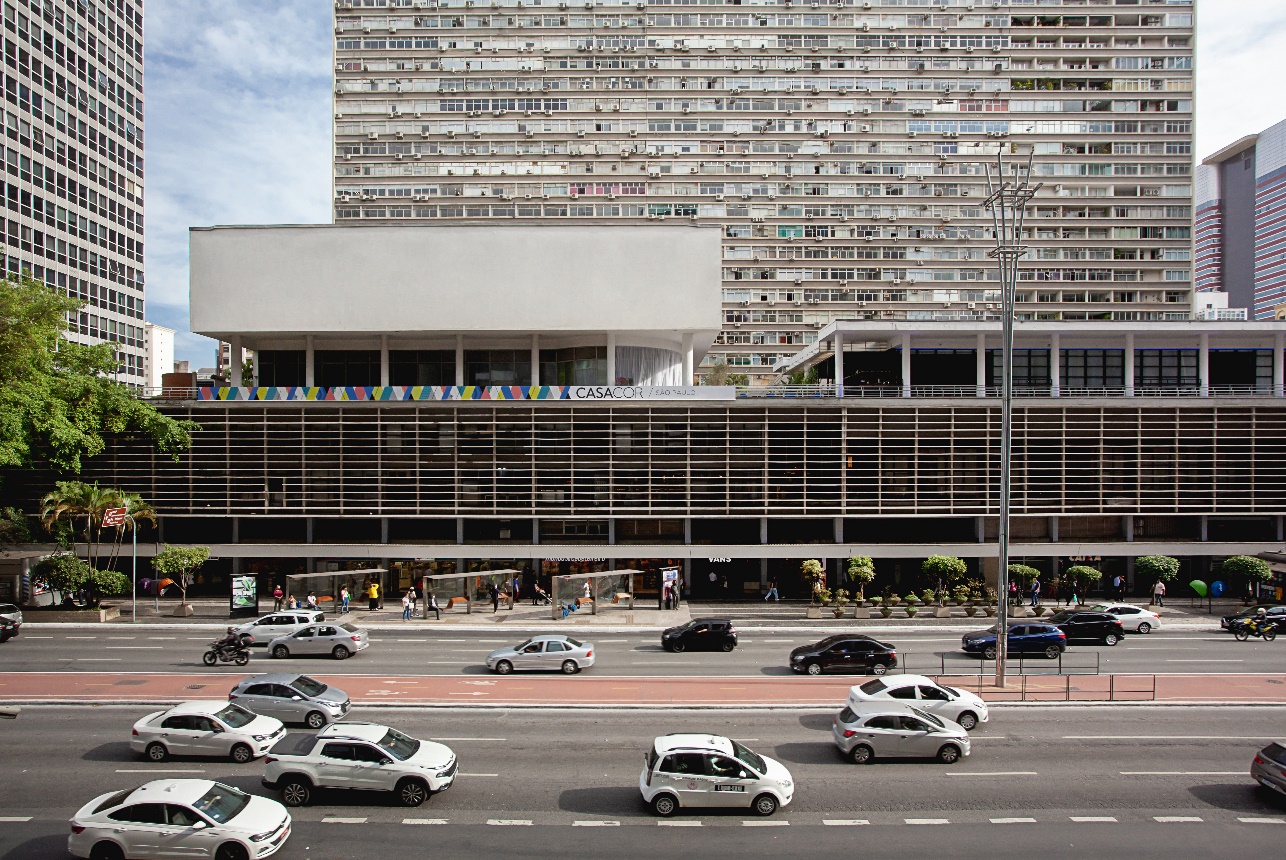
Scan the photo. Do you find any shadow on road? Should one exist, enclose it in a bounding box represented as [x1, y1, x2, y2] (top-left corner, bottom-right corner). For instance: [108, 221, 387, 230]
[757, 667, 795, 676]
[1, 833, 65, 860]
[1188, 783, 1286, 813]
[80, 741, 136, 762]
[798, 713, 834, 732]
[767, 741, 842, 766]
[557, 786, 650, 817]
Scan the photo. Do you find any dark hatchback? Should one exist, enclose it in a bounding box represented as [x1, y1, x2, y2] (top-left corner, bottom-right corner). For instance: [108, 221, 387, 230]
[789, 635, 898, 676]
[661, 618, 738, 653]
[1046, 610, 1126, 646]
[1222, 605, 1286, 631]
[962, 623, 1067, 660]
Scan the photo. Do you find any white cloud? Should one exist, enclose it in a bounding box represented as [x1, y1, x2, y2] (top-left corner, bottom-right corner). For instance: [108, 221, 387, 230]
[143, 1, 332, 366]
[1196, 1, 1286, 158]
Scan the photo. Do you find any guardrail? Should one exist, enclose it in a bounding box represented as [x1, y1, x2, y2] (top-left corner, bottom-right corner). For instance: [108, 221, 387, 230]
[737, 384, 1281, 399]
[935, 673, 1158, 703]
[890, 651, 1102, 677]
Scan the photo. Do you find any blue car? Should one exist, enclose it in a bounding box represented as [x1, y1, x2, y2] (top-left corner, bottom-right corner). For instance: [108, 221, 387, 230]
[962, 623, 1067, 660]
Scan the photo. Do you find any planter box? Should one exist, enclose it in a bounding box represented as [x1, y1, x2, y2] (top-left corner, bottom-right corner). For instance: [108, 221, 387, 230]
[933, 606, 951, 618]
[25, 605, 121, 623]
[852, 605, 870, 620]
[172, 603, 195, 617]
[806, 606, 822, 619]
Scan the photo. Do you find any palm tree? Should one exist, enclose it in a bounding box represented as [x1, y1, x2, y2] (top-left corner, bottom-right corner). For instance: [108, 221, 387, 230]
[39, 481, 123, 569]
[106, 493, 157, 569]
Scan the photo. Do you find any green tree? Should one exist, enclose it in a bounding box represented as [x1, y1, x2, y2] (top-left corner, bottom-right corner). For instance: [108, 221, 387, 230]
[0, 273, 197, 476]
[846, 556, 876, 601]
[30, 552, 127, 607]
[1065, 565, 1103, 591]
[0, 506, 31, 548]
[922, 555, 968, 603]
[152, 545, 211, 607]
[800, 558, 825, 603]
[1220, 555, 1271, 586]
[1135, 555, 1180, 583]
[1008, 563, 1041, 586]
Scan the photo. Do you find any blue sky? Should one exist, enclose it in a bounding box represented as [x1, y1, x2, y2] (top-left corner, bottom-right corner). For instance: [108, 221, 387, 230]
[144, 1, 1286, 367]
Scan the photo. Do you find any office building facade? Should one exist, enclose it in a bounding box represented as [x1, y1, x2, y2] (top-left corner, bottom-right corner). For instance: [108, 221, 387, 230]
[2, 0, 147, 384]
[1195, 119, 1286, 320]
[332, 0, 1195, 383]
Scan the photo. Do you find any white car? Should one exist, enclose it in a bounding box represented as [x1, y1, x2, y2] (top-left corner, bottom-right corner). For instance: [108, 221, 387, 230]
[639, 734, 794, 817]
[1088, 603, 1162, 634]
[846, 675, 990, 731]
[234, 610, 325, 647]
[263, 722, 457, 808]
[68, 779, 291, 860]
[131, 701, 286, 764]
[268, 622, 369, 660]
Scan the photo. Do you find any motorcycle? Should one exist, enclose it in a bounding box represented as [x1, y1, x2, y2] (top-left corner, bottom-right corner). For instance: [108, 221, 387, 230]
[1232, 618, 1279, 642]
[203, 642, 251, 666]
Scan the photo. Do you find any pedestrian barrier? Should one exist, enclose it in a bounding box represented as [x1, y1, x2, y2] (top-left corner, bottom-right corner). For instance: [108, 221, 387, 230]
[891, 651, 1102, 677]
[929, 672, 1157, 703]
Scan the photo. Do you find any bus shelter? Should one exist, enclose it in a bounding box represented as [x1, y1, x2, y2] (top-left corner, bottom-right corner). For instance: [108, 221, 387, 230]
[285, 568, 388, 611]
[422, 569, 520, 616]
[551, 570, 637, 619]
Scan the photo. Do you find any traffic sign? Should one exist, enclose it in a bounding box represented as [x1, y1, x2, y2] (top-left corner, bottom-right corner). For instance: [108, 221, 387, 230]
[101, 507, 128, 528]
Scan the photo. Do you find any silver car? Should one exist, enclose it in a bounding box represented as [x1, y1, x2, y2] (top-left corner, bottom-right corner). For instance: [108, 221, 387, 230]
[1251, 741, 1286, 797]
[485, 634, 595, 675]
[0, 603, 21, 626]
[832, 702, 971, 765]
[229, 673, 350, 729]
[268, 622, 369, 660]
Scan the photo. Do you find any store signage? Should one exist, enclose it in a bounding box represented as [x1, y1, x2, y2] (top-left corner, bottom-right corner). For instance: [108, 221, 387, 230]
[200, 385, 738, 402]
[567, 386, 736, 401]
[101, 507, 127, 528]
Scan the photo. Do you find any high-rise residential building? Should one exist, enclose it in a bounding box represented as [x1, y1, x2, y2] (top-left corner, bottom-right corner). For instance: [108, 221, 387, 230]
[1195, 118, 1286, 320]
[2, 0, 147, 384]
[142, 320, 172, 390]
[332, 0, 1195, 384]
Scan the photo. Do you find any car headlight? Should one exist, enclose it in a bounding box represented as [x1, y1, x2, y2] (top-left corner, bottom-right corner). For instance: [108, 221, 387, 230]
[791, 655, 804, 661]
[250, 828, 279, 843]
[253, 734, 267, 741]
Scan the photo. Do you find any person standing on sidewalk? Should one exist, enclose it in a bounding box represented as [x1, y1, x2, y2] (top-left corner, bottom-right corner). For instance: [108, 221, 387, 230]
[368, 581, 380, 612]
[272, 584, 284, 611]
[1029, 578, 1041, 608]
[340, 585, 350, 615]
[407, 585, 418, 616]
[1152, 579, 1166, 607]
[401, 591, 412, 621]
[764, 578, 779, 602]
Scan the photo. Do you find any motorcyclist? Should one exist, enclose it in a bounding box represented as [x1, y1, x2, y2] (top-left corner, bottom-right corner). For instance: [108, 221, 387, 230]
[215, 626, 242, 656]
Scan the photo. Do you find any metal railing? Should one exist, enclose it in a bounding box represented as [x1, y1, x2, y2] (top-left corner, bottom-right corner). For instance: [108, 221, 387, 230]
[736, 384, 1281, 399]
[933, 672, 1157, 703]
[890, 650, 1102, 677]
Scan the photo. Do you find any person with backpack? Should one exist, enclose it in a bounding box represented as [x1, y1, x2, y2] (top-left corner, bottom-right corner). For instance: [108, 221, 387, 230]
[1029, 578, 1041, 608]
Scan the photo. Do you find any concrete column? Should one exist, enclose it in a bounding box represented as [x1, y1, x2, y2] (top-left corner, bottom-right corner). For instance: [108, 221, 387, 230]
[606, 332, 616, 385]
[532, 517, 540, 545]
[379, 335, 390, 387]
[229, 336, 243, 387]
[760, 517, 769, 545]
[833, 516, 843, 545]
[1199, 332, 1210, 397]
[975, 516, 985, 543]
[530, 333, 540, 386]
[1050, 332, 1060, 397]
[1049, 515, 1059, 543]
[1277, 515, 1283, 542]
[608, 518, 616, 546]
[682, 332, 694, 384]
[1123, 515, 1133, 542]
[834, 330, 845, 397]
[305, 335, 315, 388]
[975, 332, 986, 397]
[454, 334, 465, 387]
[1275, 332, 1285, 397]
[901, 332, 912, 397]
[456, 517, 465, 545]
[380, 517, 389, 545]
[1123, 332, 1134, 397]
[1199, 515, 1208, 542]
[684, 518, 692, 545]
[305, 518, 314, 544]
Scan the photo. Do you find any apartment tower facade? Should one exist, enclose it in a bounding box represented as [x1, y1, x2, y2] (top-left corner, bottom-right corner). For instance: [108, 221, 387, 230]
[333, 0, 1194, 383]
[2, 0, 146, 384]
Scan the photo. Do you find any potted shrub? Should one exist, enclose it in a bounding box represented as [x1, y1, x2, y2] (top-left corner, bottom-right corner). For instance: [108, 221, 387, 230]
[904, 593, 921, 617]
[1220, 555, 1272, 604]
[1065, 564, 1103, 612]
[832, 588, 850, 619]
[1135, 555, 1180, 609]
[921, 555, 968, 604]
[952, 584, 971, 606]
[846, 556, 877, 607]
[983, 587, 998, 617]
[878, 600, 893, 619]
[887, 592, 902, 607]
[801, 558, 826, 618]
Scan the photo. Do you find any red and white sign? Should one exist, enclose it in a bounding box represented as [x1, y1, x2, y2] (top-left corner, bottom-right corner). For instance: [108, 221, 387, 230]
[101, 507, 128, 528]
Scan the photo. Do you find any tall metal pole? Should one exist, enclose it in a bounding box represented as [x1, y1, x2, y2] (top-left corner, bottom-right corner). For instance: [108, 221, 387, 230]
[131, 517, 137, 624]
[983, 147, 1039, 689]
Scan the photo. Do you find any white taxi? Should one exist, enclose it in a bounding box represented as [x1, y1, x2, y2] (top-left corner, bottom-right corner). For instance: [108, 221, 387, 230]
[131, 701, 286, 763]
[1088, 603, 1162, 634]
[847, 674, 989, 731]
[640, 734, 793, 817]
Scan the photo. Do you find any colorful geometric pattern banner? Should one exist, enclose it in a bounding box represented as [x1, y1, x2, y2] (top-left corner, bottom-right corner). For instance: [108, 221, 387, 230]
[195, 386, 737, 402]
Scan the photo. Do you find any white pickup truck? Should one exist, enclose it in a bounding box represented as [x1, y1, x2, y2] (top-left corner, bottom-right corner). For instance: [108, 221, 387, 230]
[262, 722, 458, 808]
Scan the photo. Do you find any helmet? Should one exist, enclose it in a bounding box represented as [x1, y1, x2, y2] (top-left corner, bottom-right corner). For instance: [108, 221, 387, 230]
[226, 626, 236, 633]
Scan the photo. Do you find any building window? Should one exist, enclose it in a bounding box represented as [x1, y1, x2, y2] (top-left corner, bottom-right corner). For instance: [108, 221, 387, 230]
[540, 346, 606, 385]
[1062, 349, 1124, 390]
[988, 349, 1050, 388]
[316, 350, 380, 388]
[465, 350, 532, 386]
[1135, 349, 1197, 389]
[390, 350, 455, 386]
[257, 350, 306, 387]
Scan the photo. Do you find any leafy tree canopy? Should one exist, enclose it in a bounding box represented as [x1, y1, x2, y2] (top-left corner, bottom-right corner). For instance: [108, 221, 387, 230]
[922, 554, 968, 582]
[1066, 565, 1103, 583]
[1135, 555, 1181, 582]
[1008, 563, 1041, 583]
[1220, 555, 1271, 583]
[0, 274, 197, 476]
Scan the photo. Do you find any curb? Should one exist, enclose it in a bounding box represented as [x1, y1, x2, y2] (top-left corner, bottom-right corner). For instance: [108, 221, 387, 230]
[21, 622, 1224, 634]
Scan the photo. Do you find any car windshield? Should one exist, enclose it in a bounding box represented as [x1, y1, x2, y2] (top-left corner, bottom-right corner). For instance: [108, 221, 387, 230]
[930, 683, 956, 699]
[340, 623, 359, 633]
[214, 703, 256, 729]
[730, 739, 765, 775]
[192, 783, 250, 824]
[565, 637, 583, 648]
[1047, 611, 1072, 623]
[814, 635, 850, 649]
[859, 678, 888, 695]
[289, 676, 326, 697]
[911, 707, 946, 729]
[512, 639, 533, 651]
[377, 728, 421, 761]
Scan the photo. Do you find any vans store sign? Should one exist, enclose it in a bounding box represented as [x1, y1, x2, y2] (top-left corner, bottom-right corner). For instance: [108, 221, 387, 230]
[198, 385, 737, 402]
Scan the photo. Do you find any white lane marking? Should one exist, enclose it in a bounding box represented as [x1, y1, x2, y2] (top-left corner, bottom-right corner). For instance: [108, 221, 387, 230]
[630, 661, 690, 665]
[106, 636, 136, 640]
[421, 661, 471, 664]
[115, 769, 205, 774]
[990, 818, 1036, 824]
[823, 820, 869, 826]
[487, 820, 532, 826]
[730, 738, 760, 742]
[1070, 817, 1118, 823]
[658, 821, 701, 827]
[105, 646, 164, 650]
[65, 636, 96, 639]
[1154, 816, 1203, 823]
[0, 817, 33, 822]
[1120, 771, 1245, 776]
[434, 639, 469, 642]
[574, 821, 620, 827]
[323, 817, 368, 824]
[76, 659, 121, 662]
[1067, 736, 1272, 740]
[397, 639, 429, 643]
[459, 773, 500, 777]
[742, 821, 788, 827]
[146, 637, 177, 640]
[905, 819, 950, 825]
[1165, 659, 1244, 663]
[403, 819, 448, 825]
[23, 636, 53, 639]
[1237, 818, 1286, 824]
[945, 772, 1037, 777]
[434, 738, 506, 742]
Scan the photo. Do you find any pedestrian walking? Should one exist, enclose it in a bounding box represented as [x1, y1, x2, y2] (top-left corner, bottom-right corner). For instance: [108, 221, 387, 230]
[427, 591, 440, 621]
[764, 577, 779, 602]
[272, 585, 284, 611]
[401, 591, 412, 621]
[662, 582, 672, 610]
[340, 585, 350, 614]
[1069, 579, 1080, 606]
[1152, 579, 1166, 607]
[721, 575, 729, 598]
[511, 576, 521, 603]
[1029, 578, 1041, 607]
[408, 585, 418, 615]
[1111, 574, 1122, 600]
[368, 581, 380, 612]
[490, 582, 501, 613]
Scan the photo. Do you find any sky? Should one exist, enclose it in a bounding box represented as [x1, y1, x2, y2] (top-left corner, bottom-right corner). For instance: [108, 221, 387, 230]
[143, 1, 1286, 367]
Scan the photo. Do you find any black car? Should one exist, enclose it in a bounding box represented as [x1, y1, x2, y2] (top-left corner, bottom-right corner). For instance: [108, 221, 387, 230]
[789, 635, 898, 676]
[1046, 610, 1126, 645]
[661, 618, 737, 653]
[1222, 605, 1286, 631]
[0, 617, 17, 643]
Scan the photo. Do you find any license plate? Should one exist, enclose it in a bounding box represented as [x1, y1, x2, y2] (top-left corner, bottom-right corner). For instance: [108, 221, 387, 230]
[715, 784, 745, 792]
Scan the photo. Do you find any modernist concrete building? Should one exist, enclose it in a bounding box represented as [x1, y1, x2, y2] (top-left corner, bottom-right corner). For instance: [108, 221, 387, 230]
[1195, 119, 1286, 319]
[2, 0, 148, 383]
[332, 0, 1196, 382]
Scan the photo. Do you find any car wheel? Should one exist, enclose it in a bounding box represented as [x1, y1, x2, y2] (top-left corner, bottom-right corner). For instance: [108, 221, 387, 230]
[956, 711, 978, 732]
[752, 793, 778, 817]
[1136, 622, 1152, 635]
[332, 645, 351, 660]
[89, 842, 125, 860]
[561, 659, 580, 675]
[937, 744, 962, 764]
[1103, 633, 1120, 646]
[272, 645, 289, 659]
[396, 778, 430, 808]
[805, 662, 823, 676]
[229, 743, 253, 764]
[494, 660, 513, 675]
[982, 645, 998, 660]
[145, 741, 169, 762]
[215, 843, 249, 860]
[280, 777, 312, 807]
[304, 711, 326, 730]
[720, 641, 735, 653]
[850, 744, 874, 765]
[670, 641, 685, 654]
[651, 793, 679, 817]
[871, 662, 889, 676]
[1044, 645, 1062, 659]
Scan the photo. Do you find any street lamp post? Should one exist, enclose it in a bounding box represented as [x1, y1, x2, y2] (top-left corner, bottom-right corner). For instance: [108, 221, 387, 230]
[983, 147, 1039, 689]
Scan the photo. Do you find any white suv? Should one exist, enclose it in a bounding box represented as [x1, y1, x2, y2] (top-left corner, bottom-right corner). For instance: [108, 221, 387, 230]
[235, 610, 325, 646]
[263, 722, 457, 808]
[640, 734, 794, 817]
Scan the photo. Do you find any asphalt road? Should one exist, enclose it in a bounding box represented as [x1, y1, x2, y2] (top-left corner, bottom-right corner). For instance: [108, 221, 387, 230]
[4, 627, 1281, 677]
[0, 706, 1284, 859]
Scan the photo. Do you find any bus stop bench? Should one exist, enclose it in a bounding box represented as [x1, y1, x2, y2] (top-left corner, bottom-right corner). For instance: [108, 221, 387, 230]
[445, 597, 469, 609]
